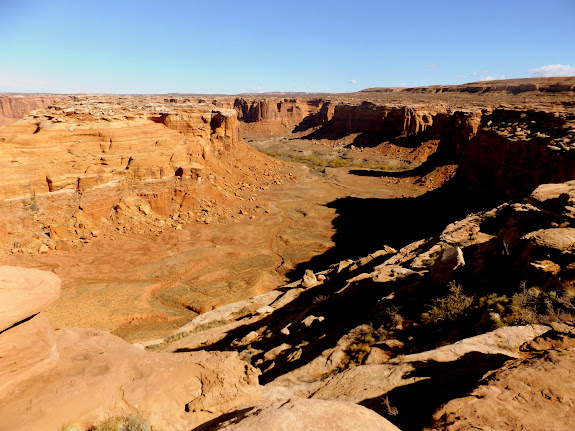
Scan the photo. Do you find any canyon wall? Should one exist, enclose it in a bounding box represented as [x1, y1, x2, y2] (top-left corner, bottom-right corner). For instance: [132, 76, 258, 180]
[170, 97, 335, 135]
[361, 76, 575, 95]
[0, 96, 287, 254]
[0, 95, 56, 126]
[173, 93, 575, 203]
[269, 99, 575, 202]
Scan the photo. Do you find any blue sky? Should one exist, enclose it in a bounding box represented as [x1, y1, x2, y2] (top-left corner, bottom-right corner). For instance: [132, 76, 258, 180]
[0, 0, 574, 94]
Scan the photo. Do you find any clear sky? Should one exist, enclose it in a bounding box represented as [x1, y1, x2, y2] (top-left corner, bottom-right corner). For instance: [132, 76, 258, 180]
[1, 0, 574, 94]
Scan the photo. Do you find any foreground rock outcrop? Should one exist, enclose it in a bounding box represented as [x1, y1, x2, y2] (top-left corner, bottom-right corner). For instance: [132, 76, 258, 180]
[147, 180, 575, 430]
[427, 346, 575, 430]
[0, 266, 261, 431]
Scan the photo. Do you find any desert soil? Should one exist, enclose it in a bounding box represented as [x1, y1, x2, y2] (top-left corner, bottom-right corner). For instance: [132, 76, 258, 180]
[0, 157, 434, 342]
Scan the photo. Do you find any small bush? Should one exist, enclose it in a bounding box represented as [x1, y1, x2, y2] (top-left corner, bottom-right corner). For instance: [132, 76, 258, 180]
[510, 282, 575, 325]
[86, 415, 150, 431]
[423, 282, 474, 324]
[382, 396, 399, 416]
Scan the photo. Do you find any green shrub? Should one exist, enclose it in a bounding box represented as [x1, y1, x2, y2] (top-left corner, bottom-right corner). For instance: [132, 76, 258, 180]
[423, 282, 474, 324]
[510, 282, 575, 325]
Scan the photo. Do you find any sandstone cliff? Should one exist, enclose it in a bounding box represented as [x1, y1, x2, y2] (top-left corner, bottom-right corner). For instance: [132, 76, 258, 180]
[0, 94, 56, 126]
[166, 96, 335, 136]
[281, 100, 575, 201]
[0, 96, 287, 254]
[361, 76, 575, 95]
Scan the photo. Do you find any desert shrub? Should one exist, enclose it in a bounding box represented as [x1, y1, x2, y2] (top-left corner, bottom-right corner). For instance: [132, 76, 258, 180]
[313, 294, 329, 303]
[385, 305, 404, 328]
[509, 282, 575, 325]
[86, 415, 150, 431]
[257, 149, 408, 171]
[423, 281, 475, 324]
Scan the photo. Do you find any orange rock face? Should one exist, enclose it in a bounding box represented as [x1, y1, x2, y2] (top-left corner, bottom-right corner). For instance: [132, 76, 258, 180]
[0, 265, 61, 331]
[0, 266, 262, 431]
[0, 94, 55, 126]
[0, 96, 287, 254]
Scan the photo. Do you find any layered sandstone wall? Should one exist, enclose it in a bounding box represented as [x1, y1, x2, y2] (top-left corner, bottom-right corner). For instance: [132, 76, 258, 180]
[168, 97, 335, 135]
[328, 102, 442, 137]
[361, 76, 575, 95]
[0, 96, 287, 254]
[0, 99, 242, 200]
[280, 100, 575, 201]
[0, 95, 56, 126]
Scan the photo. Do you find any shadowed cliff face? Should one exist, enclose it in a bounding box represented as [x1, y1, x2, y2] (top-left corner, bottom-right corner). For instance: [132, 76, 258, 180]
[230, 98, 575, 202]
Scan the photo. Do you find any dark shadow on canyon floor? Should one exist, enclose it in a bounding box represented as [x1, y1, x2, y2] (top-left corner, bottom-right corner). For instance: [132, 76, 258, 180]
[286, 176, 492, 280]
[360, 352, 511, 431]
[348, 162, 439, 179]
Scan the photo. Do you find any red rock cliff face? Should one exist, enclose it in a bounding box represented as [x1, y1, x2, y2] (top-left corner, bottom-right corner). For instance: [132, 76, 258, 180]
[282, 101, 575, 201]
[232, 98, 333, 135]
[0, 95, 56, 126]
[455, 109, 575, 200]
[329, 102, 441, 137]
[167, 97, 334, 135]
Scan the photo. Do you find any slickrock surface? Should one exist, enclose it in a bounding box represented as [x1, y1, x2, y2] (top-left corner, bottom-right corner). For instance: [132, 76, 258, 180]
[195, 398, 401, 431]
[0, 265, 60, 331]
[151, 180, 575, 430]
[0, 266, 261, 431]
[426, 347, 575, 430]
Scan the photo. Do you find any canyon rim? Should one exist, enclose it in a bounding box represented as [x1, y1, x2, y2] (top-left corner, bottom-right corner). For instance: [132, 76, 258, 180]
[1, 77, 575, 431]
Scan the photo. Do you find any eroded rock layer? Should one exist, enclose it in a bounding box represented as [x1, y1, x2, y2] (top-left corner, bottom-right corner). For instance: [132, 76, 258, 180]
[0, 96, 287, 254]
[0, 94, 56, 126]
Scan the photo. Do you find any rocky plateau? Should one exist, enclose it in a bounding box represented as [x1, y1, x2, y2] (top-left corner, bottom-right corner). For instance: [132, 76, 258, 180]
[1, 77, 575, 430]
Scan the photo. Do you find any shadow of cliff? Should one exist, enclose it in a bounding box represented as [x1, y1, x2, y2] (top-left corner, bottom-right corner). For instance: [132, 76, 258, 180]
[286, 176, 491, 280]
[299, 121, 435, 149]
[347, 160, 439, 179]
[191, 407, 254, 431]
[359, 352, 511, 431]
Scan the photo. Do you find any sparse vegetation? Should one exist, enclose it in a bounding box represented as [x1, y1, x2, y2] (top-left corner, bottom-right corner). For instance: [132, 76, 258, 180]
[257, 149, 406, 171]
[382, 396, 399, 416]
[313, 294, 330, 303]
[509, 281, 575, 325]
[86, 415, 150, 431]
[423, 281, 475, 324]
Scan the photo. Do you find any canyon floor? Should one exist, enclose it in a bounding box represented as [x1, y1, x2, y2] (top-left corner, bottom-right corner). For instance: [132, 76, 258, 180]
[1, 161, 437, 342]
[1, 79, 575, 431]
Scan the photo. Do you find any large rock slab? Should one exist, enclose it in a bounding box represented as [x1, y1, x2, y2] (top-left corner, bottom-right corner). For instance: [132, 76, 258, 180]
[0, 326, 261, 431]
[427, 348, 575, 430]
[0, 313, 58, 394]
[197, 398, 400, 431]
[0, 266, 61, 332]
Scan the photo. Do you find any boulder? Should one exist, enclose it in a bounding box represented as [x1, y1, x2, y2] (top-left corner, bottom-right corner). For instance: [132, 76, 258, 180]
[0, 266, 61, 332]
[431, 246, 465, 284]
[302, 269, 319, 288]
